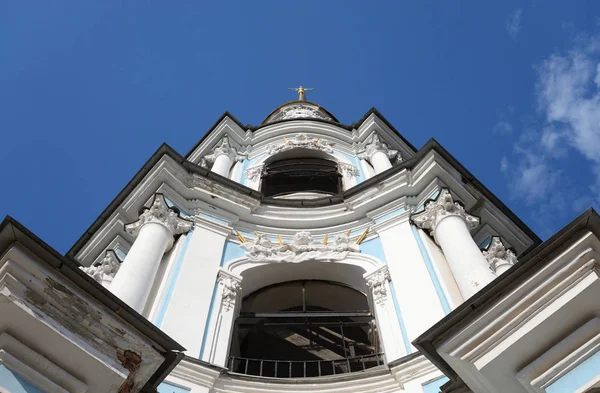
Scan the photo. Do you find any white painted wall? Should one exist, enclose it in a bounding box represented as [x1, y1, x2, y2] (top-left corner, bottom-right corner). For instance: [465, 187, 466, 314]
[378, 219, 446, 350]
[158, 221, 229, 357]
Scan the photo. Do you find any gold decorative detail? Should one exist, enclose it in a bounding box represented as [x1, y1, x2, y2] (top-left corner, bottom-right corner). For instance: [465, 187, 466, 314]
[345, 229, 352, 237]
[288, 85, 314, 101]
[355, 228, 370, 245]
[322, 234, 328, 245]
[277, 235, 284, 246]
[235, 230, 247, 243]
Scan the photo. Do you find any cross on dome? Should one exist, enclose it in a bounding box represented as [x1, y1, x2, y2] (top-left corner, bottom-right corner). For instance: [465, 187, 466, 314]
[287, 85, 314, 101]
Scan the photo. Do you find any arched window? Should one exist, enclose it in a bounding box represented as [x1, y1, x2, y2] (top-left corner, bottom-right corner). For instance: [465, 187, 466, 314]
[227, 280, 383, 378]
[261, 149, 342, 197]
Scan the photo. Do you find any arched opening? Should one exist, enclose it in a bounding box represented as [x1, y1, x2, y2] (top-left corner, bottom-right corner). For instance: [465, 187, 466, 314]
[228, 279, 383, 378]
[261, 149, 342, 197]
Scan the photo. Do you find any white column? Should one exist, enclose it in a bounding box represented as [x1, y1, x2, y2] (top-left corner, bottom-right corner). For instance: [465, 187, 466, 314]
[205, 270, 242, 367]
[370, 150, 393, 173]
[411, 189, 496, 299]
[358, 133, 399, 175]
[360, 159, 376, 180]
[211, 153, 233, 177]
[110, 194, 193, 313]
[202, 135, 246, 178]
[483, 236, 517, 276]
[229, 160, 244, 182]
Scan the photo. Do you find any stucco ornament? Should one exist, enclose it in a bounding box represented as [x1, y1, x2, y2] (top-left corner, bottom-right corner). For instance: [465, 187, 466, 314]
[268, 103, 333, 123]
[80, 250, 121, 287]
[365, 266, 391, 305]
[125, 194, 193, 237]
[202, 135, 247, 167]
[244, 164, 264, 182]
[218, 272, 242, 312]
[411, 189, 480, 240]
[483, 236, 517, 274]
[338, 162, 360, 178]
[356, 133, 399, 162]
[266, 133, 335, 155]
[240, 231, 359, 263]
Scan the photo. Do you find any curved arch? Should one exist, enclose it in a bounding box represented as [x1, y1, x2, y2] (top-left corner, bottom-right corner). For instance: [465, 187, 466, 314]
[225, 252, 384, 277]
[252, 146, 354, 169]
[224, 252, 385, 297]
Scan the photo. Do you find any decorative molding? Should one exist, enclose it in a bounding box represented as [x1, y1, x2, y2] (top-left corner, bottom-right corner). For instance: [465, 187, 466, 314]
[217, 271, 242, 312]
[186, 177, 261, 210]
[266, 133, 335, 155]
[365, 266, 391, 305]
[356, 133, 399, 162]
[482, 236, 517, 274]
[125, 194, 194, 237]
[411, 188, 480, 239]
[266, 103, 333, 123]
[239, 231, 359, 263]
[80, 250, 121, 288]
[201, 135, 248, 167]
[338, 162, 360, 178]
[244, 165, 264, 182]
[0, 332, 87, 393]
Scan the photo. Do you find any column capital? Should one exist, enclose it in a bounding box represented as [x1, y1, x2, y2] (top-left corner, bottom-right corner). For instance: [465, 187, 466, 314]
[80, 250, 121, 287]
[411, 188, 480, 238]
[357, 133, 399, 162]
[217, 270, 242, 312]
[125, 194, 193, 237]
[201, 135, 246, 167]
[244, 164, 265, 182]
[483, 236, 517, 274]
[365, 265, 391, 305]
[338, 162, 360, 178]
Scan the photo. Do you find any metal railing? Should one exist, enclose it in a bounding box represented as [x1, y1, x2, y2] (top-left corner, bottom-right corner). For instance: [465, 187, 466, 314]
[227, 353, 385, 378]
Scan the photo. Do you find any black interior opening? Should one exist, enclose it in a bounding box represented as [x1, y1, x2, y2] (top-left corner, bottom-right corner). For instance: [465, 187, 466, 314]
[228, 280, 383, 378]
[261, 157, 342, 197]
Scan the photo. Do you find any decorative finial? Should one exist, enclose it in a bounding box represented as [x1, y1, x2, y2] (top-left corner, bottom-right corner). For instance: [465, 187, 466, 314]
[288, 85, 314, 101]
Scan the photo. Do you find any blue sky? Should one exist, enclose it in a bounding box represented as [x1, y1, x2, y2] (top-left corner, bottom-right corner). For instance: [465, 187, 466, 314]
[1, 1, 599, 253]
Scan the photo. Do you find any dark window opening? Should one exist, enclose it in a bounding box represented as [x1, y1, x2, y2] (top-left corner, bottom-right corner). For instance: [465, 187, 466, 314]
[228, 280, 383, 378]
[261, 157, 342, 197]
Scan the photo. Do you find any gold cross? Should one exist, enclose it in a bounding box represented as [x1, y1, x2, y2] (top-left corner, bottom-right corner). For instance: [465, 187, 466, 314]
[288, 85, 314, 101]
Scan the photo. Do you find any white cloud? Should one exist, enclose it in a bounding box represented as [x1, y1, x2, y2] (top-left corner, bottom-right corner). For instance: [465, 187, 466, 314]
[492, 106, 515, 135]
[493, 120, 513, 135]
[505, 9, 522, 40]
[536, 36, 600, 169]
[500, 34, 600, 234]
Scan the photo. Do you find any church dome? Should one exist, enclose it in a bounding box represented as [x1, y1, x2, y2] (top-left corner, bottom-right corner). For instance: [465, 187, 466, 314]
[261, 100, 338, 125]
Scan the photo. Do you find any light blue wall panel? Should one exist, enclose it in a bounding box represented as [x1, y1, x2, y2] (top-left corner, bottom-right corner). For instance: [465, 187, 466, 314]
[0, 365, 46, 393]
[360, 236, 387, 264]
[154, 230, 194, 327]
[158, 381, 190, 393]
[547, 350, 600, 393]
[220, 241, 245, 267]
[411, 225, 451, 314]
[422, 376, 449, 393]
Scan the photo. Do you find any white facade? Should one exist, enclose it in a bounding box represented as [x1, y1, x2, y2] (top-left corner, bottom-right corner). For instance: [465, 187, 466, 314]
[4, 96, 597, 393]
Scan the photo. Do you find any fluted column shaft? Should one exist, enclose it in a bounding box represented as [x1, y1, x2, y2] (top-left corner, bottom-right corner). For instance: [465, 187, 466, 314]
[412, 189, 496, 299]
[111, 194, 192, 313]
